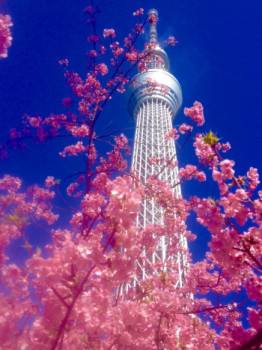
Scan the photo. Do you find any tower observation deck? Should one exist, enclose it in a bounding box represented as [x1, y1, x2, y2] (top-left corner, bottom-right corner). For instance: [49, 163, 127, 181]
[126, 9, 187, 287]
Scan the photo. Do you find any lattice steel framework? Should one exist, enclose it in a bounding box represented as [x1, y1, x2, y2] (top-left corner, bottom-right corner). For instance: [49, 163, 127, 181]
[126, 9, 187, 288]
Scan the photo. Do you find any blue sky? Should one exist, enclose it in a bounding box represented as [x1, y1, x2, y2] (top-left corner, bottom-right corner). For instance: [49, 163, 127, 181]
[0, 0, 262, 262]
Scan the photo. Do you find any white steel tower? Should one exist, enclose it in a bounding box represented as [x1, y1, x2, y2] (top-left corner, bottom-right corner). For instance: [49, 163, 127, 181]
[127, 9, 187, 287]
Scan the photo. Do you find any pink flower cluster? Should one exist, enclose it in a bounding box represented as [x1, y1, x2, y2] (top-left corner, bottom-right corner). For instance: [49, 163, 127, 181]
[9, 128, 21, 140]
[194, 133, 218, 166]
[247, 167, 260, 191]
[59, 141, 86, 157]
[133, 8, 144, 17]
[88, 34, 100, 43]
[62, 97, 73, 108]
[95, 63, 108, 76]
[179, 123, 193, 134]
[71, 124, 89, 138]
[103, 28, 116, 39]
[0, 14, 12, 59]
[148, 13, 158, 25]
[165, 128, 179, 140]
[166, 36, 178, 46]
[184, 101, 205, 126]
[85, 5, 95, 14]
[58, 58, 68, 66]
[110, 41, 124, 57]
[178, 164, 206, 182]
[212, 159, 235, 194]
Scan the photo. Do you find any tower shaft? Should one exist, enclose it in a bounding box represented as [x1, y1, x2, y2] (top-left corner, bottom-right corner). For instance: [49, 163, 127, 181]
[131, 100, 186, 287]
[126, 9, 187, 288]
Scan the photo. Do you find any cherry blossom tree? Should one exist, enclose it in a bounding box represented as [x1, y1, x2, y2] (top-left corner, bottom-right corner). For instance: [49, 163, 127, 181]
[0, 3, 261, 349]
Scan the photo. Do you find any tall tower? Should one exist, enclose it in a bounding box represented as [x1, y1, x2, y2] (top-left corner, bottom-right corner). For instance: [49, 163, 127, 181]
[126, 9, 187, 287]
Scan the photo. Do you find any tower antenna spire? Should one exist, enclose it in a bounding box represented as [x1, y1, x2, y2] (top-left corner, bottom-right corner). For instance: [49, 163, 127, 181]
[148, 9, 158, 43]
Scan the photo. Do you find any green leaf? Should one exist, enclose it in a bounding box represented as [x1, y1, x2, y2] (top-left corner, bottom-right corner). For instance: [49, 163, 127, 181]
[203, 130, 220, 146]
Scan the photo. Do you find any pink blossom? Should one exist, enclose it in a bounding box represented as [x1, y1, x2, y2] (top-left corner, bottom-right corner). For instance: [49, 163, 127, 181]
[220, 142, 231, 152]
[114, 133, 128, 150]
[88, 35, 100, 43]
[96, 63, 108, 76]
[85, 5, 95, 14]
[148, 13, 158, 25]
[88, 49, 98, 57]
[62, 97, 73, 108]
[58, 58, 68, 66]
[0, 175, 21, 191]
[110, 42, 123, 57]
[194, 133, 217, 167]
[125, 50, 138, 63]
[165, 128, 179, 140]
[67, 182, 82, 197]
[81, 193, 106, 218]
[220, 159, 235, 179]
[248, 308, 262, 330]
[135, 23, 145, 35]
[0, 14, 12, 59]
[179, 164, 206, 182]
[103, 28, 116, 39]
[71, 125, 89, 137]
[247, 167, 259, 191]
[0, 147, 8, 159]
[99, 45, 106, 54]
[45, 176, 56, 188]
[28, 116, 42, 128]
[179, 123, 193, 134]
[92, 173, 109, 191]
[133, 8, 144, 16]
[9, 128, 21, 140]
[184, 101, 205, 126]
[166, 36, 178, 46]
[59, 141, 86, 157]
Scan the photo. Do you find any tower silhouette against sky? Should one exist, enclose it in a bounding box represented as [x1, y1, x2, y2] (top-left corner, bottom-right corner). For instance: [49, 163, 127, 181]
[127, 9, 187, 288]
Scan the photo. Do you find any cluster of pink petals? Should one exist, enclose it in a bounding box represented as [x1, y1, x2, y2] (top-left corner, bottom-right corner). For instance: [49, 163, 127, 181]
[135, 23, 145, 35]
[85, 5, 95, 14]
[247, 167, 260, 191]
[212, 159, 235, 194]
[179, 164, 206, 182]
[148, 13, 158, 25]
[67, 182, 82, 197]
[110, 41, 124, 57]
[165, 128, 179, 140]
[133, 8, 144, 16]
[81, 192, 106, 218]
[179, 123, 193, 134]
[62, 97, 73, 108]
[95, 63, 108, 76]
[59, 141, 86, 157]
[9, 128, 21, 140]
[0, 14, 12, 59]
[87, 34, 100, 43]
[0, 174, 21, 192]
[58, 58, 68, 66]
[184, 101, 205, 126]
[166, 36, 178, 46]
[114, 133, 128, 150]
[71, 124, 89, 137]
[125, 50, 138, 63]
[28, 116, 42, 128]
[45, 176, 56, 188]
[194, 133, 218, 166]
[103, 28, 116, 39]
